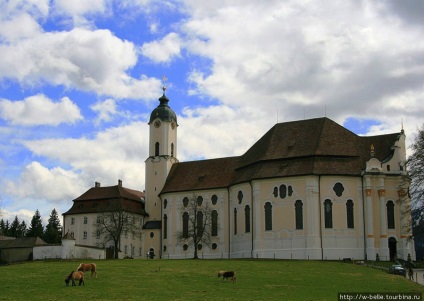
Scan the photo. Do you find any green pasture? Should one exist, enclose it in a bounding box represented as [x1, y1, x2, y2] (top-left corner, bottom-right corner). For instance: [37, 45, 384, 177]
[0, 259, 422, 301]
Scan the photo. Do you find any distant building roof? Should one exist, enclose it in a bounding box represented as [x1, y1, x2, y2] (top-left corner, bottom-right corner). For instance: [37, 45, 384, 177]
[0, 237, 47, 249]
[63, 181, 147, 216]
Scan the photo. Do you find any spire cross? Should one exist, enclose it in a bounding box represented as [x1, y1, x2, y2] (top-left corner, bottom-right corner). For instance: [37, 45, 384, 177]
[162, 75, 168, 94]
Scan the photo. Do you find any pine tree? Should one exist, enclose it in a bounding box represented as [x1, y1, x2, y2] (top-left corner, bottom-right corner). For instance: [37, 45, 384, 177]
[9, 216, 21, 237]
[27, 209, 44, 238]
[43, 208, 62, 243]
[0, 219, 7, 236]
[4, 220, 10, 236]
[18, 220, 27, 237]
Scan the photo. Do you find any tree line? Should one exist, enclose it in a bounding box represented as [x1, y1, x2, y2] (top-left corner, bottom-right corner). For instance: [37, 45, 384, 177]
[0, 208, 62, 244]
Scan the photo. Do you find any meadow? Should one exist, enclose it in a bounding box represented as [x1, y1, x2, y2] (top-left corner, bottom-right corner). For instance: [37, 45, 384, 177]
[0, 259, 422, 301]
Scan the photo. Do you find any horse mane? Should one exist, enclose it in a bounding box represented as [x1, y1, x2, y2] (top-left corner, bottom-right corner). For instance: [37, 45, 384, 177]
[67, 271, 75, 278]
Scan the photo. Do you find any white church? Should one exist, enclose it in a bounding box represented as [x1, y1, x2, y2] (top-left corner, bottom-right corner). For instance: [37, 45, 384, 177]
[63, 89, 416, 261]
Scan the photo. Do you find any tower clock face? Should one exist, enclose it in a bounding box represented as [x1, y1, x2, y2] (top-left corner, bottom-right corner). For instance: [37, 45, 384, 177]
[171, 122, 175, 129]
[154, 120, 161, 128]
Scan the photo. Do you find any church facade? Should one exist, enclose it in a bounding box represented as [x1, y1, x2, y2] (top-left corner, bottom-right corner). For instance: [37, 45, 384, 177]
[142, 91, 415, 261]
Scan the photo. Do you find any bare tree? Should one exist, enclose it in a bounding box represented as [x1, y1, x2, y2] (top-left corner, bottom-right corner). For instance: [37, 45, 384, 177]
[175, 194, 215, 259]
[94, 210, 142, 259]
[405, 124, 424, 247]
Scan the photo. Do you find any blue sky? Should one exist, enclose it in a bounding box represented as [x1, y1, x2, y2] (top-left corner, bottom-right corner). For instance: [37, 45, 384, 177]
[1, 0, 423, 226]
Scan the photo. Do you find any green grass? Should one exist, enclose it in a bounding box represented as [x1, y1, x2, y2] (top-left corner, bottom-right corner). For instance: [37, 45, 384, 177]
[0, 259, 421, 301]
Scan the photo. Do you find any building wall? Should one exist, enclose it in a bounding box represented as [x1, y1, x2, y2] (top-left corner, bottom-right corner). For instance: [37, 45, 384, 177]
[33, 242, 106, 260]
[161, 172, 414, 261]
[0, 248, 33, 263]
[63, 212, 145, 259]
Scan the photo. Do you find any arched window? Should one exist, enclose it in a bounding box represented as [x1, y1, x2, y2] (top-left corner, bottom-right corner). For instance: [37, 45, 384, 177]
[273, 187, 278, 198]
[212, 210, 218, 236]
[196, 196, 203, 206]
[245, 205, 251, 233]
[155, 142, 160, 156]
[163, 214, 168, 239]
[211, 194, 218, 205]
[387, 201, 395, 229]
[324, 199, 333, 228]
[182, 197, 189, 207]
[333, 183, 344, 197]
[197, 211, 203, 237]
[265, 202, 272, 231]
[171, 143, 174, 157]
[237, 191, 243, 204]
[279, 185, 287, 199]
[295, 200, 303, 230]
[346, 200, 354, 229]
[234, 208, 237, 235]
[182, 212, 189, 238]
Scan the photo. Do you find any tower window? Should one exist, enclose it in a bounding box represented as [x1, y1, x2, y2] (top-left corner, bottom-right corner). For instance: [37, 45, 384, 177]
[155, 142, 159, 156]
[171, 143, 174, 157]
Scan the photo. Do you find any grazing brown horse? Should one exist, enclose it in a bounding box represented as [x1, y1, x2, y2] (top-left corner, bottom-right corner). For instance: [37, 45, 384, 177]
[77, 263, 97, 278]
[65, 271, 85, 286]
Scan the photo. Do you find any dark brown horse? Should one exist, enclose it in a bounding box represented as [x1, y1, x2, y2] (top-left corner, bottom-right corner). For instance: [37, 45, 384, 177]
[77, 263, 97, 278]
[65, 271, 85, 286]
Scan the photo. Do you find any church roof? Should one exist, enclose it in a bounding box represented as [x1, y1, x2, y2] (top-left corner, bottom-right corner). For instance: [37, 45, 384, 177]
[160, 117, 402, 194]
[149, 94, 177, 124]
[63, 184, 147, 216]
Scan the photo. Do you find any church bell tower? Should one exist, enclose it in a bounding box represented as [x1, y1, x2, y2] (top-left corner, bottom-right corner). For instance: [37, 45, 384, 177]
[144, 81, 178, 258]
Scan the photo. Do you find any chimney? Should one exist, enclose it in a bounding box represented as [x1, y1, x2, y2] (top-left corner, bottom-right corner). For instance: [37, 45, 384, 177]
[118, 179, 122, 187]
[95, 182, 101, 187]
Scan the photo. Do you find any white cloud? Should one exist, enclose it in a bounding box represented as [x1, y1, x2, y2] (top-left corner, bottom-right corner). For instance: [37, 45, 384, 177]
[0, 13, 43, 41]
[180, 0, 424, 137]
[54, 0, 107, 16]
[0, 0, 50, 20]
[141, 32, 182, 63]
[0, 28, 161, 101]
[53, 0, 110, 27]
[0, 94, 82, 126]
[91, 98, 117, 125]
[5, 161, 85, 203]
[21, 121, 149, 189]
